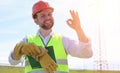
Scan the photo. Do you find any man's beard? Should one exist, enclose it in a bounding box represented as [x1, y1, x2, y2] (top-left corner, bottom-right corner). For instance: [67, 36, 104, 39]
[41, 23, 53, 30]
[40, 19, 54, 30]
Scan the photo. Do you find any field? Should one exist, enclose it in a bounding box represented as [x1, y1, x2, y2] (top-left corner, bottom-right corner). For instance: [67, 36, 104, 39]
[0, 65, 120, 73]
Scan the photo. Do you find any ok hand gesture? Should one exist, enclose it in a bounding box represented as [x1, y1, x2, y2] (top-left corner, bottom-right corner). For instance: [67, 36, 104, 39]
[66, 10, 81, 30]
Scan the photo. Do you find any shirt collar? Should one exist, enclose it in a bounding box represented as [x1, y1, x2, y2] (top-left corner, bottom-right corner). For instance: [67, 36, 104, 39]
[36, 29, 54, 38]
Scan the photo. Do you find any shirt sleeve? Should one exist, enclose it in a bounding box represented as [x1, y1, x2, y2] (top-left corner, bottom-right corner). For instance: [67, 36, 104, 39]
[62, 36, 92, 58]
[8, 51, 25, 65]
[8, 37, 27, 65]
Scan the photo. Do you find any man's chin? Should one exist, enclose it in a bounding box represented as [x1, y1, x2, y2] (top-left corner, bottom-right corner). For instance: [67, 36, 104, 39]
[42, 27, 52, 30]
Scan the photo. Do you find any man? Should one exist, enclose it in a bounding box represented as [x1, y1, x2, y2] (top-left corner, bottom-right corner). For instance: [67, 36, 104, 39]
[9, 0, 93, 73]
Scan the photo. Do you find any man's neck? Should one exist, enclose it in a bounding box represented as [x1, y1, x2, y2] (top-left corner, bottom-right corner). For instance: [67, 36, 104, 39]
[39, 28, 52, 38]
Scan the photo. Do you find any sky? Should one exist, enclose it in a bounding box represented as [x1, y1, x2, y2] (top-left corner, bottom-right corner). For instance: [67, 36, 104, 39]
[0, 0, 120, 70]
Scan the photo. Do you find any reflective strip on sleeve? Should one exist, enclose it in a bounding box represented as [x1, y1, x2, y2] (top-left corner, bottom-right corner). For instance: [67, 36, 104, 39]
[56, 59, 68, 65]
[25, 59, 68, 66]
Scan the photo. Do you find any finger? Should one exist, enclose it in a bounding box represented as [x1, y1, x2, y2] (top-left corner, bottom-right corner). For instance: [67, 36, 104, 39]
[45, 67, 50, 73]
[38, 46, 44, 55]
[76, 11, 78, 17]
[23, 46, 32, 56]
[46, 66, 53, 73]
[39, 46, 48, 56]
[32, 44, 41, 53]
[33, 44, 42, 55]
[48, 63, 55, 71]
[29, 43, 40, 56]
[29, 43, 37, 55]
[50, 63, 57, 72]
[35, 54, 42, 61]
[51, 62, 58, 71]
[26, 51, 32, 56]
[35, 55, 39, 61]
[14, 43, 23, 54]
[75, 11, 80, 20]
[70, 10, 76, 19]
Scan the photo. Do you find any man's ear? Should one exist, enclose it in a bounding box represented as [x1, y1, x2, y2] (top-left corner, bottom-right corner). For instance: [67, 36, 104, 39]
[33, 18, 38, 25]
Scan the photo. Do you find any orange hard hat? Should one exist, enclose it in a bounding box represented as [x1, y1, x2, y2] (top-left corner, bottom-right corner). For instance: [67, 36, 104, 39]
[32, 0, 54, 18]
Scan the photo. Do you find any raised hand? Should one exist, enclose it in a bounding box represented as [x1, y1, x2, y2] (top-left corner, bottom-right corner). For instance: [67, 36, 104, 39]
[66, 10, 81, 30]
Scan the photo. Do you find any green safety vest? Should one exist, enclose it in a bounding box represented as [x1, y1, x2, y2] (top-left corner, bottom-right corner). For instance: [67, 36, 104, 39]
[25, 33, 69, 73]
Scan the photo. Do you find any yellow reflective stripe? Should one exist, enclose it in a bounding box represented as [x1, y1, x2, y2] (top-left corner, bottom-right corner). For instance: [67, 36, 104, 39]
[57, 64, 69, 72]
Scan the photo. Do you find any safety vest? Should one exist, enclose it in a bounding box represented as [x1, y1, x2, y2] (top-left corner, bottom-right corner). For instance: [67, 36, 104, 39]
[25, 33, 69, 73]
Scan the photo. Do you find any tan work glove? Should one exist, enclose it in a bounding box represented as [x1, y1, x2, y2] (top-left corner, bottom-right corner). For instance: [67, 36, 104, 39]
[12, 42, 46, 60]
[21, 42, 42, 57]
[36, 51, 58, 73]
[12, 43, 23, 60]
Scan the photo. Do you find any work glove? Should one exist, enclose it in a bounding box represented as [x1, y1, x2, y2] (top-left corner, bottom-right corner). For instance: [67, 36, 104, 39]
[12, 42, 23, 60]
[13, 42, 57, 73]
[36, 51, 58, 73]
[21, 42, 43, 57]
[13, 42, 46, 60]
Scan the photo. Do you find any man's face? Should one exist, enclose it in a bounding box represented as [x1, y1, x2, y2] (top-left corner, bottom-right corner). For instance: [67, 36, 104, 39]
[35, 9, 54, 30]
